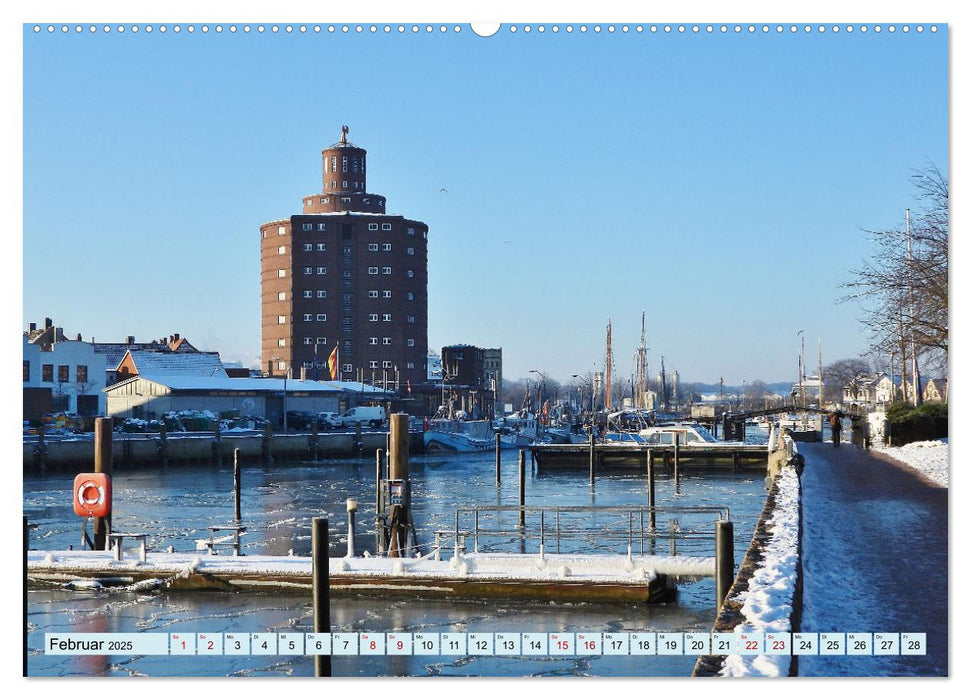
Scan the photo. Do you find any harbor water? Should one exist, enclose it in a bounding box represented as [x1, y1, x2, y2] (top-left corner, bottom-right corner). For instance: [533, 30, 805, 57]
[25, 444, 772, 677]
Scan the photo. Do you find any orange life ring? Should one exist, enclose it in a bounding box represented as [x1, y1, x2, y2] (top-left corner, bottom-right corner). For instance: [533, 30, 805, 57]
[73, 473, 111, 518]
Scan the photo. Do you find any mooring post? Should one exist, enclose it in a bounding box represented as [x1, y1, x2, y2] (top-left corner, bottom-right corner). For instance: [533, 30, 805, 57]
[388, 413, 410, 558]
[588, 432, 596, 486]
[715, 519, 735, 610]
[495, 432, 501, 486]
[518, 450, 526, 528]
[673, 433, 680, 484]
[312, 517, 331, 677]
[213, 420, 222, 466]
[647, 449, 656, 531]
[159, 420, 169, 469]
[346, 499, 357, 558]
[375, 447, 386, 555]
[233, 448, 242, 521]
[262, 423, 273, 465]
[93, 417, 113, 550]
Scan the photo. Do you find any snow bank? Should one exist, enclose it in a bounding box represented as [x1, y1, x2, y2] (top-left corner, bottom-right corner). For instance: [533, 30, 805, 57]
[719, 465, 801, 677]
[871, 439, 949, 487]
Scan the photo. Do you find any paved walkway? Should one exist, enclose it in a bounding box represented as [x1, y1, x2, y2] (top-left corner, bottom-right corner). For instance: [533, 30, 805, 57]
[798, 442, 948, 676]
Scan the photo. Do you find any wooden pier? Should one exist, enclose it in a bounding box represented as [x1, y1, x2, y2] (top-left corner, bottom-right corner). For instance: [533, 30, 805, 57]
[530, 443, 769, 472]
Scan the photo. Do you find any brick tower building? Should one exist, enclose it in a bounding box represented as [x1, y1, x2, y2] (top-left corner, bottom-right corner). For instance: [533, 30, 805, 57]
[260, 127, 429, 388]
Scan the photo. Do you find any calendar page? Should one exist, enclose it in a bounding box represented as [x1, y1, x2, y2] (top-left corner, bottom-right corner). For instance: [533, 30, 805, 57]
[18, 0, 952, 688]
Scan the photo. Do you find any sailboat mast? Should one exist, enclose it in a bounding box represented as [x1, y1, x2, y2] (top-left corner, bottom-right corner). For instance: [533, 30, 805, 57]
[605, 318, 613, 410]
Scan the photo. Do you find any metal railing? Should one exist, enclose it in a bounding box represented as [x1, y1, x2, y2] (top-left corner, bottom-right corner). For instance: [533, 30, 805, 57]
[432, 504, 730, 560]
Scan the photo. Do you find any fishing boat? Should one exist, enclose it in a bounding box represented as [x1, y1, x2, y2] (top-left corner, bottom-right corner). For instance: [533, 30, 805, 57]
[423, 418, 495, 453]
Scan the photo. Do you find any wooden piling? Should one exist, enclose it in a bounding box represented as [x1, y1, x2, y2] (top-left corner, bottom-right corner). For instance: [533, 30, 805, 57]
[262, 424, 272, 465]
[312, 517, 331, 677]
[518, 450, 526, 528]
[159, 420, 169, 468]
[388, 414, 410, 558]
[647, 449, 656, 531]
[673, 434, 680, 484]
[93, 417, 113, 551]
[715, 519, 735, 610]
[213, 420, 222, 466]
[375, 447, 386, 555]
[495, 433, 501, 486]
[233, 448, 242, 521]
[732, 449, 740, 473]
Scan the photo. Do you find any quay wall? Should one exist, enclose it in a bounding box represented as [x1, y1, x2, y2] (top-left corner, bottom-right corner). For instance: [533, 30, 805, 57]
[692, 441, 803, 677]
[24, 431, 425, 470]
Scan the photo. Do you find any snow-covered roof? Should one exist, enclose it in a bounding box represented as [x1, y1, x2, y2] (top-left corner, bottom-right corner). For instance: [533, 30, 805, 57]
[107, 374, 394, 395]
[123, 350, 227, 377]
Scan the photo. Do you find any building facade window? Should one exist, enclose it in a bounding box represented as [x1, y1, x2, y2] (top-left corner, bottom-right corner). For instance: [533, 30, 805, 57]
[303, 266, 313, 274]
[407, 315, 415, 323]
[317, 267, 327, 274]
[278, 269, 286, 278]
[407, 227, 415, 236]
[369, 337, 378, 345]
[382, 338, 392, 345]
[368, 224, 378, 231]
[303, 243, 313, 251]
[278, 246, 286, 254]
[368, 267, 378, 274]
[278, 226, 286, 235]
[278, 315, 287, 324]
[369, 361, 379, 369]
[369, 290, 378, 298]
[316, 314, 327, 321]
[383, 361, 393, 368]
[369, 314, 378, 322]
[382, 223, 392, 231]
[407, 339, 415, 347]
[316, 243, 326, 250]
[278, 292, 287, 300]
[303, 314, 313, 321]
[407, 292, 415, 301]
[304, 337, 313, 345]
[406, 247, 415, 255]
[317, 337, 327, 344]
[407, 361, 416, 370]
[383, 290, 392, 298]
[303, 291, 312, 298]
[277, 339, 286, 347]
[317, 223, 327, 231]
[382, 314, 392, 322]
[407, 269, 414, 278]
[317, 290, 327, 298]
[382, 267, 392, 275]
[368, 243, 379, 251]
[42, 364, 53, 382]
[382, 243, 392, 251]
[23, 361, 29, 382]
[343, 364, 352, 373]
[302, 223, 312, 231]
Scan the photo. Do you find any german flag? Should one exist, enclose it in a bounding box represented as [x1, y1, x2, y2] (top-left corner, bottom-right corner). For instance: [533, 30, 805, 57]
[327, 345, 339, 381]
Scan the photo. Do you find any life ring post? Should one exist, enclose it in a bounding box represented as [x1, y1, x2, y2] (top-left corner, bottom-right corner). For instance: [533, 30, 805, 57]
[93, 418, 113, 550]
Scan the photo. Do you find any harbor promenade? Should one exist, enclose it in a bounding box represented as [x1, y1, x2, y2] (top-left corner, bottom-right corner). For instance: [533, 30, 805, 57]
[798, 442, 948, 676]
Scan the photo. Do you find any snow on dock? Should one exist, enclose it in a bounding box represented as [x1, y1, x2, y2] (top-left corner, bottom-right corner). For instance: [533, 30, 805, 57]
[26, 549, 715, 604]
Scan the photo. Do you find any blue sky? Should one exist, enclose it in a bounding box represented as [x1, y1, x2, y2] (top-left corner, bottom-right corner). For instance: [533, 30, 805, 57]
[20, 20, 948, 387]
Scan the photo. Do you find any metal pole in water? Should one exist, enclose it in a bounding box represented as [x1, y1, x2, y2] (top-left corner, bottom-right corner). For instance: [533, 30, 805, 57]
[375, 448, 385, 555]
[647, 449, 656, 532]
[346, 499, 357, 558]
[312, 517, 331, 677]
[518, 450, 526, 528]
[588, 432, 596, 486]
[673, 433, 680, 484]
[388, 413, 410, 557]
[495, 432, 501, 486]
[715, 519, 735, 610]
[93, 417, 113, 551]
[234, 448, 242, 521]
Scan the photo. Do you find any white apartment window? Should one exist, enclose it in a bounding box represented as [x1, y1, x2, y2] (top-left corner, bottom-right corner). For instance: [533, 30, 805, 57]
[317, 223, 326, 231]
[304, 337, 313, 345]
[278, 226, 286, 235]
[342, 180, 348, 188]
[369, 337, 378, 345]
[316, 314, 327, 321]
[303, 266, 313, 274]
[331, 156, 337, 172]
[303, 243, 313, 251]
[278, 269, 286, 278]
[422, 231, 427, 239]
[342, 363, 352, 372]
[407, 292, 415, 301]
[369, 314, 379, 322]
[382, 243, 392, 251]
[383, 290, 391, 298]
[303, 314, 313, 321]
[382, 223, 392, 231]
[369, 361, 379, 369]
[382, 267, 392, 275]
[316, 290, 327, 298]
[407, 361, 416, 369]
[278, 246, 286, 254]
[382, 338, 392, 345]
[332, 180, 337, 188]
[261, 230, 267, 239]
[341, 197, 351, 203]
[278, 315, 286, 324]
[407, 339, 415, 347]
[303, 291, 313, 299]
[316, 243, 326, 250]
[278, 360, 287, 371]
[369, 224, 379, 231]
[368, 243, 379, 251]
[317, 337, 327, 344]
[368, 267, 379, 275]
[317, 266, 327, 274]
[278, 292, 287, 301]
[277, 339, 286, 347]
[407, 227, 415, 236]
[342, 156, 347, 172]
[383, 361, 393, 368]
[407, 247, 415, 255]
[382, 314, 392, 322]
[302, 223, 312, 231]
[363, 198, 370, 204]
[407, 269, 414, 278]
[407, 315, 415, 323]
[368, 290, 379, 298]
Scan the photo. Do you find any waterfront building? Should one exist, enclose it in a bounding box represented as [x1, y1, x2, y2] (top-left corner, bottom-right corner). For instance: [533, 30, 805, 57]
[439, 344, 498, 419]
[22, 335, 107, 420]
[105, 374, 392, 424]
[114, 348, 227, 382]
[260, 127, 429, 390]
[923, 377, 948, 404]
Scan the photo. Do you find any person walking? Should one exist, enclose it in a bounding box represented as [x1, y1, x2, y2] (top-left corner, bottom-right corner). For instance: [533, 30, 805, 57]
[827, 410, 844, 448]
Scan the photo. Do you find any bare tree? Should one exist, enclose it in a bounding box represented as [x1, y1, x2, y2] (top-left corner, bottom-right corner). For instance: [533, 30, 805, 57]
[822, 358, 871, 403]
[841, 165, 948, 384]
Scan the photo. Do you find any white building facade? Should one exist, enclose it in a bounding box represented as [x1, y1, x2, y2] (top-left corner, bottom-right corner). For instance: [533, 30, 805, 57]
[23, 337, 107, 415]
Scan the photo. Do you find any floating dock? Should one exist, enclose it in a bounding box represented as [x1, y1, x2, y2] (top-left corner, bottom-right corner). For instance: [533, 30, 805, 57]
[530, 443, 769, 471]
[25, 549, 721, 604]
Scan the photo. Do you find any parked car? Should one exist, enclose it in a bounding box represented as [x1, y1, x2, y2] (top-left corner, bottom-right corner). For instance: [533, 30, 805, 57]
[317, 412, 342, 429]
[285, 410, 317, 430]
[335, 406, 387, 429]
